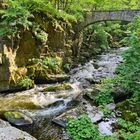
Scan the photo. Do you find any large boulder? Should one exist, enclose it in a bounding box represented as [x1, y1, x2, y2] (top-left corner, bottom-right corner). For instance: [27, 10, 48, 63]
[0, 119, 37, 140]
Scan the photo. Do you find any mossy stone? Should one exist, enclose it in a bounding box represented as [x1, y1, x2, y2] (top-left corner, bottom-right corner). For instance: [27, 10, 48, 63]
[43, 83, 72, 92]
[4, 111, 33, 126]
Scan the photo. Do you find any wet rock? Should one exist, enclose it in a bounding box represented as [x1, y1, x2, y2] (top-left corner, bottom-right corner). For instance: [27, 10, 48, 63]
[98, 67, 103, 72]
[16, 31, 39, 67]
[47, 100, 64, 108]
[53, 101, 104, 127]
[0, 92, 42, 112]
[98, 118, 116, 136]
[52, 107, 85, 127]
[89, 111, 104, 123]
[52, 119, 67, 127]
[0, 119, 37, 140]
[0, 119, 11, 127]
[4, 111, 33, 126]
[85, 78, 101, 84]
[84, 103, 104, 123]
[84, 85, 101, 100]
[106, 103, 116, 111]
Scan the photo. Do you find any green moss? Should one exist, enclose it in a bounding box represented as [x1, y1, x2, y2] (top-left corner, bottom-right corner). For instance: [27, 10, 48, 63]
[4, 112, 21, 119]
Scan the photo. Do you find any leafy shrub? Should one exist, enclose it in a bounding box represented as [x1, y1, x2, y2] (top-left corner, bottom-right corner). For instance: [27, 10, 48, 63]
[94, 78, 115, 105]
[117, 118, 140, 132]
[95, 92, 113, 105]
[31, 56, 63, 74]
[18, 77, 34, 89]
[115, 118, 140, 140]
[66, 115, 99, 140]
[82, 24, 109, 53]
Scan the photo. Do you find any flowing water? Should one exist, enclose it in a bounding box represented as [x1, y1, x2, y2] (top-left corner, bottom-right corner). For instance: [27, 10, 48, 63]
[0, 47, 129, 139]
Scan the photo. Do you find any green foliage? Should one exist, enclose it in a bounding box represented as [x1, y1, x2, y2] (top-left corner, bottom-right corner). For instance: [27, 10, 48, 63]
[0, 0, 95, 50]
[93, 24, 109, 49]
[93, 0, 139, 10]
[115, 17, 140, 101]
[18, 77, 34, 89]
[117, 118, 140, 132]
[66, 115, 118, 140]
[0, 0, 33, 37]
[0, 0, 95, 38]
[63, 63, 70, 72]
[35, 29, 48, 43]
[83, 24, 109, 51]
[94, 16, 140, 103]
[115, 118, 140, 140]
[95, 92, 113, 105]
[31, 56, 63, 74]
[66, 115, 100, 140]
[94, 78, 115, 105]
[99, 106, 112, 118]
[81, 23, 110, 60]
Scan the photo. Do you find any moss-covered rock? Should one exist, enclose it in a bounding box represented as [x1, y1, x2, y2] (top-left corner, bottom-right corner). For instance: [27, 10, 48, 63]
[43, 83, 72, 92]
[0, 119, 37, 140]
[0, 93, 42, 112]
[4, 111, 33, 126]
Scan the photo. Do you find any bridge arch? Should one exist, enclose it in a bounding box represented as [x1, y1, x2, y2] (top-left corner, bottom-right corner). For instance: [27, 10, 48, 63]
[78, 10, 140, 31]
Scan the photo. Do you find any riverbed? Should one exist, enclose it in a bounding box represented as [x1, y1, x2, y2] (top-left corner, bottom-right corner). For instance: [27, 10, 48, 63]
[0, 47, 129, 140]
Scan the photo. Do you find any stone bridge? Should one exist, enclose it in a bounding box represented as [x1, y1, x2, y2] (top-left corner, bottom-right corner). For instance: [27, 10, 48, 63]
[78, 10, 140, 31]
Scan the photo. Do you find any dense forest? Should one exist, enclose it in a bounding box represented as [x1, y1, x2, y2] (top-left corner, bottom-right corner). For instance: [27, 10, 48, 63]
[0, 0, 140, 140]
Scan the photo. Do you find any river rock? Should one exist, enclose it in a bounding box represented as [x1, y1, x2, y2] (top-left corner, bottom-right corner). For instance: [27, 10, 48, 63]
[47, 100, 64, 108]
[106, 103, 116, 111]
[43, 83, 72, 92]
[0, 91, 42, 112]
[52, 107, 84, 127]
[48, 74, 70, 82]
[52, 119, 67, 127]
[85, 78, 101, 84]
[84, 103, 104, 123]
[52, 101, 104, 127]
[84, 85, 101, 100]
[0, 119, 37, 140]
[4, 111, 33, 126]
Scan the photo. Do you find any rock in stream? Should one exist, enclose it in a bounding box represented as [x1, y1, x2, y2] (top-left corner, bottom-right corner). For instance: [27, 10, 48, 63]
[0, 119, 37, 140]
